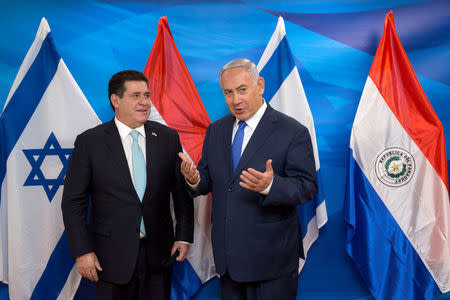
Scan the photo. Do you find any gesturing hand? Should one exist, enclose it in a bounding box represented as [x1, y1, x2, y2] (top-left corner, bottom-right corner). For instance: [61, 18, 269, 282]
[239, 159, 274, 193]
[76, 252, 102, 282]
[178, 152, 200, 185]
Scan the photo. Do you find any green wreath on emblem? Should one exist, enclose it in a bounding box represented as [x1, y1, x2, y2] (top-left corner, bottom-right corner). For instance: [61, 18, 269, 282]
[385, 156, 407, 178]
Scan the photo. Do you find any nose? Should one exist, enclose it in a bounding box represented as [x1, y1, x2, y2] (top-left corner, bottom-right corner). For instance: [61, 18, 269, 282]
[231, 94, 242, 105]
[138, 95, 150, 105]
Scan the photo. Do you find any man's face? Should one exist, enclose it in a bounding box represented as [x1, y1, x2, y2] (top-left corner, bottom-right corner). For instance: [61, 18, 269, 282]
[111, 80, 151, 129]
[221, 67, 265, 121]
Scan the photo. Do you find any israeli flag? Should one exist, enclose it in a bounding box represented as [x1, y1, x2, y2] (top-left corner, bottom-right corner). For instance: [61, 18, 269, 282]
[0, 18, 100, 299]
[257, 16, 327, 271]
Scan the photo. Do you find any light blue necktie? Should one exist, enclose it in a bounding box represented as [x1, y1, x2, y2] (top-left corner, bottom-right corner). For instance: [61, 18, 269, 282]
[232, 121, 247, 172]
[131, 130, 146, 235]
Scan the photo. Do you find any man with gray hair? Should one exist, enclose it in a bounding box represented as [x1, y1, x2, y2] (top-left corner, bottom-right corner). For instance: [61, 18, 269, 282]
[179, 58, 317, 299]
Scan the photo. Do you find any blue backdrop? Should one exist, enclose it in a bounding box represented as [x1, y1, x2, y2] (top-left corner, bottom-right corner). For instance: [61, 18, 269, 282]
[0, 0, 449, 299]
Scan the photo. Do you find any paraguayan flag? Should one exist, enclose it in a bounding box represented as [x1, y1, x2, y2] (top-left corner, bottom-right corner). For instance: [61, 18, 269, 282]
[345, 12, 449, 299]
[0, 18, 100, 299]
[257, 16, 328, 271]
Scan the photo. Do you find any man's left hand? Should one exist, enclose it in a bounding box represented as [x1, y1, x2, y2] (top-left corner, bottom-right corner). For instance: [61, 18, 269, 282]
[171, 241, 190, 262]
[239, 159, 273, 193]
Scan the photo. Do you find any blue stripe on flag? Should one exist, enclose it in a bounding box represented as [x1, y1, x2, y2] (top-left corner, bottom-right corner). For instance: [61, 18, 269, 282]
[171, 260, 202, 300]
[30, 232, 75, 300]
[0, 33, 60, 203]
[259, 37, 295, 101]
[297, 169, 324, 238]
[345, 151, 441, 300]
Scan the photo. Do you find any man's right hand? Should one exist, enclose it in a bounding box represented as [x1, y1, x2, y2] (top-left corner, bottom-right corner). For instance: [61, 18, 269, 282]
[76, 252, 102, 282]
[178, 152, 200, 185]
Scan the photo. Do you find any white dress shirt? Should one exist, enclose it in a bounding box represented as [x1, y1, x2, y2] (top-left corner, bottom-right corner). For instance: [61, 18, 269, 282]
[114, 117, 146, 185]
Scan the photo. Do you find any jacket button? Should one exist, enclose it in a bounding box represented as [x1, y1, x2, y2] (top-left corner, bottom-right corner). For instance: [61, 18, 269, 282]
[228, 188, 233, 192]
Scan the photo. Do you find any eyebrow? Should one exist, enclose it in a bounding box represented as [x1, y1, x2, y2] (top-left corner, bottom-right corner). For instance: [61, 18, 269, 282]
[223, 84, 247, 91]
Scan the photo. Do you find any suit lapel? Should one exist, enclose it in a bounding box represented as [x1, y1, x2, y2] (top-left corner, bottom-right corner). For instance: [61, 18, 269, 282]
[144, 122, 159, 201]
[231, 105, 278, 182]
[222, 115, 235, 180]
[103, 120, 139, 201]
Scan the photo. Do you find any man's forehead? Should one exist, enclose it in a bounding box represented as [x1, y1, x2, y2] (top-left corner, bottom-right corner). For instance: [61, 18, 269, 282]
[221, 70, 253, 88]
[124, 80, 149, 91]
[222, 66, 249, 78]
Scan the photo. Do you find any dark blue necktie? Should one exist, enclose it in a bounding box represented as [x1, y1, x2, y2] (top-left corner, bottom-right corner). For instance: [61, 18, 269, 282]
[232, 121, 247, 172]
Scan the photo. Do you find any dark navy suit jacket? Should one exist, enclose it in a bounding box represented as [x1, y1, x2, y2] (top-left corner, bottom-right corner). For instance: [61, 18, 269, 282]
[193, 104, 317, 282]
[62, 120, 193, 284]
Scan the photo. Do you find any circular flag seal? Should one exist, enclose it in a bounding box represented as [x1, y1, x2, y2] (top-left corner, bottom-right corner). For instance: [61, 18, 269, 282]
[375, 148, 415, 187]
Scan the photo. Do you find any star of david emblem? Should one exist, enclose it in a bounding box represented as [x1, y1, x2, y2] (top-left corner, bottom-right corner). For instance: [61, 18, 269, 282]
[23, 132, 72, 202]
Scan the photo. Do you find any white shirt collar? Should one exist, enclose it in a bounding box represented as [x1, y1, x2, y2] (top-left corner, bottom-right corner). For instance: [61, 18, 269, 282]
[234, 100, 267, 130]
[114, 117, 146, 140]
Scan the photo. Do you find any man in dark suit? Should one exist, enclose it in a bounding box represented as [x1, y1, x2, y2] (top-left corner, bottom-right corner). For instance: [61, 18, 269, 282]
[179, 59, 317, 300]
[62, 70, 193, 300]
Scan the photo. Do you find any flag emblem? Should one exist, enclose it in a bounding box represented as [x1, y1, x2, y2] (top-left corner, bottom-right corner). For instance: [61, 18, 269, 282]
[375, 147, 415, 187]
[22, 132, 72, 202]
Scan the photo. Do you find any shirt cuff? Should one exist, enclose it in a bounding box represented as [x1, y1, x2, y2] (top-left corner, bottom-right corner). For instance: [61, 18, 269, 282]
[176, 241, 191, 245]
[260, 177, 273, 195]
[186, 178, 200, 190]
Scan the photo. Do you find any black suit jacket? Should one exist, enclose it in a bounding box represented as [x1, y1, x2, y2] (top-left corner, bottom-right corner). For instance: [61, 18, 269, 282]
[62, 120, 193, 284]
[192, 104, 317, 282]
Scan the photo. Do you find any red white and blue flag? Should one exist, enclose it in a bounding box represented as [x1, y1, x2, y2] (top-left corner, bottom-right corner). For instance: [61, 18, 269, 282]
[143, 17, 215, 300]
[345, 11, 450, 300]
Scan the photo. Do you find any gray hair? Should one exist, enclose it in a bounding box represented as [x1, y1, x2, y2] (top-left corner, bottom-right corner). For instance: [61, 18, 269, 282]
[218, 58, 259, 87]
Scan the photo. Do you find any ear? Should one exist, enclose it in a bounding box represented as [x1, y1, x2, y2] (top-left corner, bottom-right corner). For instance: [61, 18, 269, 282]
[110, 94, 120, 110]
[257, 76, 265, 96]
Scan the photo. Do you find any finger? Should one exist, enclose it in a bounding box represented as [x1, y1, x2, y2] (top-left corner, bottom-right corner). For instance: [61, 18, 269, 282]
[188, 163, 197, 175]
[177, 246, 188, 261]
[239, 176, 253, 188]
[265, 159, 273, 173]
[178, 152, 188, 162]
[95, 260, 103, 272]
[239, 181, 257, 192]
[191, 172, 199, 183]
[78, 269, 87, 279]
[81, 269, 92, 281]
[246, 168, 265, 179]
[240, 172, 258, 186]
[177, 252, 186, 261]
[180, 160, 191, 171]
[90, 269, 99, 282]
[171, 245, 179, 256]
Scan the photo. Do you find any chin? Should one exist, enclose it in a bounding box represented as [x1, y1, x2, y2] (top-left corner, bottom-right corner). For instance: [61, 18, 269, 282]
[235, 115, 248, 121]
[138, 118, 148, 124]
[137, 113, 150, 120]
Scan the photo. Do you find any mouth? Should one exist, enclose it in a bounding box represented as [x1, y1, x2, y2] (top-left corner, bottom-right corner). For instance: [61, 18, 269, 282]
[234, 108, 245, 115]
[135, 108, 148, 113]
